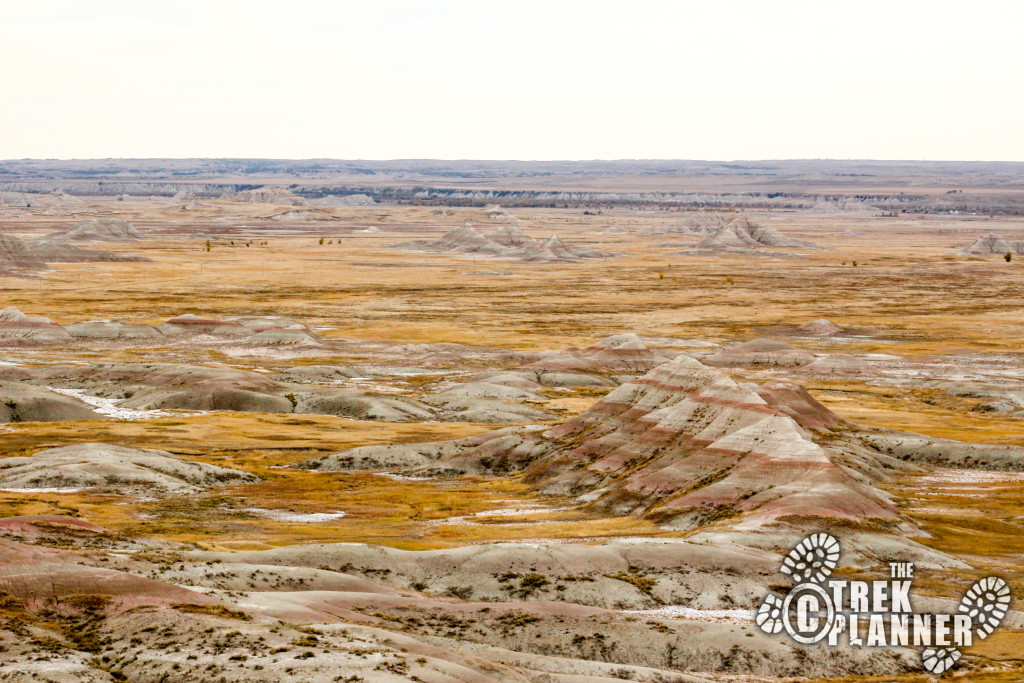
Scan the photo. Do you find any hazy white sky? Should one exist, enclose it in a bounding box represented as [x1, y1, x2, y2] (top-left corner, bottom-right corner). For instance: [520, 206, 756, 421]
[2, 0, 1021, 160]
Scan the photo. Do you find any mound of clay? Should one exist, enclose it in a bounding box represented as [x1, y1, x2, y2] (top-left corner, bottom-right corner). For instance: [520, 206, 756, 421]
[602, 224, 628, 235]
[0, 306, 71, 343]
[291, 390, 434, 422]
[37, 218, 144, 242]
[309, 193, 377, 206]
[703, 338, 815, 368]
[522, 333, 672, 377]
[269, 210, 316, 222]
[0, 233, 46, 274]
[65, 320, 164, 340]
[0, 443, 258, 495]
[403, 225, 513, 256]
[0, 382, 99, 422]
[860, 432, 1024, 471]
[227, 314, 322, 345]
[398, 225, 608, 263]
[958, 233, 1024, 255]
[521, 233, 606, 262]
[39, 362, 435, 422]
[269, 365, 361, 383]
[800, 354, 872, 377]
[190, 536, 778, 611]
[695, 216, 822, 251]
[158, 314, 253, 337]
[250, 326, 322, 345]
[231, 187, 306, 205]
[798, 319, 842, 335]
[488, 224, 537, 247]
[807, 200, 883, 215]
[300, 354, 896, 531]
[484, 205, 519, 221]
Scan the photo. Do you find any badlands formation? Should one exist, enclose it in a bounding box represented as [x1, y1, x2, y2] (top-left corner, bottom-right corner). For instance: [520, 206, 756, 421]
[397, 223, 608, 262]
[0, 176, 1023, 681]
[959, 232, 1024, 255]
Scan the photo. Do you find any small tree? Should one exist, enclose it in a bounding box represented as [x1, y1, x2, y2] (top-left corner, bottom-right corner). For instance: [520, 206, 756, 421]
[205, 240, 211, 252]
[319, 237, 324, 245]
[1005, 251, 1013, 262]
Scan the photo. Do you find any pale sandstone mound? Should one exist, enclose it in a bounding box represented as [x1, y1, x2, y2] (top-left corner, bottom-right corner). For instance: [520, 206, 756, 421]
[424, 375, 556, 424]
[0, 382, 100, 422]
[157, 314, 254, 337]
[0, 443, 258, 494]
[190, 538, 778, 611]
[801, 354, 873, 377]
[64, 320, 164, 339]
[0, 233, 46, 274]
[27, 220, 148, 263]
[269, 210, 316, 222]
[399, 224, 515, 256]
[484, 205, 519, 221]
[432, 398, 555, 424]
[299, 355, 896, 531]
[522, 333, 672, 377]
[226, 315, 306, 332]
[694, 216, 823, 252]
[250, 325, 322, 345]
[308, 193, 377, 206]
[0, 536, 221, 610]
[398, 225, 608, 263]
[798, 318, 842, 335]
[958, 232, 1024, 255]
[231, 187, 306, 205]
[172, 314, 323, 345]
[859, 432, 1024, 471]
[487, 223, 537, 247]
[696, 221, 761, 249]
[291, 390, 434, 422]
[269, 365, 361, 383]
[0, 306, 71, 343]
[28, 241, 148, 264]
[522, 233, 607, 262]
[37, 218, 144, 243]
[39, 362, 435, 421]
[703, 338, 815, 368]
[807, 199, 883, 215]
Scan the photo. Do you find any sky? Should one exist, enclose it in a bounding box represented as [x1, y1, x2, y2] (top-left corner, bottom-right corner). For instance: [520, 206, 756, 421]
[1, 0, 1022, 161]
